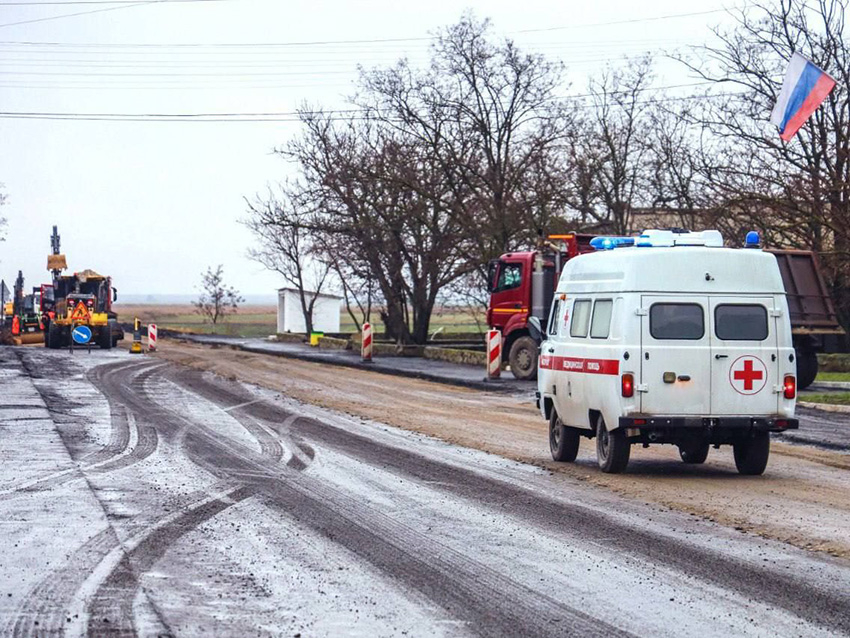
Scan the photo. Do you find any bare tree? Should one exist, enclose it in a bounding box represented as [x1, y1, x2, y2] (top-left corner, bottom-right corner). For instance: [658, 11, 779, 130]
[678, 0, 850, 325]
[244, 186, 332, 336]
[565, 58, 656, 234]
[193, 265, 243, 330]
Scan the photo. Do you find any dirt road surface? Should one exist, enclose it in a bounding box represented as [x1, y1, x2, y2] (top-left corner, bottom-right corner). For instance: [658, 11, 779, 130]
[1, 342, 849, 637]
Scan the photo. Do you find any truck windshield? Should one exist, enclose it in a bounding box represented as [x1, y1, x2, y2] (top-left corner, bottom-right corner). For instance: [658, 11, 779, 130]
[650, 303, 704, 340]
[715, 304, 768, 341]
[492, 262, 523, 293]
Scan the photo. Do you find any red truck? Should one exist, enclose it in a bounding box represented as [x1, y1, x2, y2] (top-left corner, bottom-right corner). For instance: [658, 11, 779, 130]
[486, 231, 843, 388]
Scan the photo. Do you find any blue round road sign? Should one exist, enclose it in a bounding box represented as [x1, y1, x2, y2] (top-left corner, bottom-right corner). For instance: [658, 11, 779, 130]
[72, 325, 92, 344]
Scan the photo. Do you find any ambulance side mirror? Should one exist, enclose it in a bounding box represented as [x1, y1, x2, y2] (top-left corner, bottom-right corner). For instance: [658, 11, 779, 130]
[528, 316, 544, 343]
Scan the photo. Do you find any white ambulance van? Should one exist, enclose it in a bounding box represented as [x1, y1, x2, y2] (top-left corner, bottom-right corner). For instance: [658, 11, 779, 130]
[535, 229, 798, 475]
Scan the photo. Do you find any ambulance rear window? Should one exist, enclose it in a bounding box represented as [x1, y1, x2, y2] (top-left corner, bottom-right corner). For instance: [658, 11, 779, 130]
[650, 303, 704, 340]
[715, 305, 768, 341]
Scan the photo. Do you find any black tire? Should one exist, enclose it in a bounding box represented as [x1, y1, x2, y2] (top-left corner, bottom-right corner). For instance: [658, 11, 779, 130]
[47, 322, 62, 350]
[549, 411, 580, 462]
[679, 441, 710, 464]
[595, 414, 630, 473]
[99, 325, 113, 350]
[509, 336, 539, 381]
[733, 432, 770, 475]
[795, 348, 818, 390]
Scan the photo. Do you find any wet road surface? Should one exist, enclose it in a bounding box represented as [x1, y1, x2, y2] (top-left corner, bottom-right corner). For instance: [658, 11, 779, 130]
[1, 347, 849, 637]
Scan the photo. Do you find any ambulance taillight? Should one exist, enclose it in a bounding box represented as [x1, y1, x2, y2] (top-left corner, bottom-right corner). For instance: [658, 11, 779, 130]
[784, 375, 796, 400]
[621, 373, 635, 398]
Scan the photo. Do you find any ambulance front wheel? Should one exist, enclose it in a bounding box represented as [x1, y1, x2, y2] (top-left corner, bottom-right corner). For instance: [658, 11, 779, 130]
[549, 412, 580, 462]
[596, 416, 630, 473]
[509, 336, 538, 381]
[733, 432, 770, 475]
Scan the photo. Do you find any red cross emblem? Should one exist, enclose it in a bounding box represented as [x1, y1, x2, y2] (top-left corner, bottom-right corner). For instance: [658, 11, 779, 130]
[729, 356, 767, 395]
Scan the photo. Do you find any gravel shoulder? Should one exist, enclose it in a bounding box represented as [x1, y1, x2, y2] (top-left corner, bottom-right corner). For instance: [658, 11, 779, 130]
[157, 339, 850, 559]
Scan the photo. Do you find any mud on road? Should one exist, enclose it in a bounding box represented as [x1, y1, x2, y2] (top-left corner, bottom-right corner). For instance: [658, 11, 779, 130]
[1, 343, 849, 637]
[161, 339, 850, 559]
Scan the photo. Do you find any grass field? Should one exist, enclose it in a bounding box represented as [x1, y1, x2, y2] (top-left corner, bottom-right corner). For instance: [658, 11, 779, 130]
[114, 304, 278, 338]
[814, 371, 850, 382]
[114, 304, 488, 339]
[800, 392, 850, 405]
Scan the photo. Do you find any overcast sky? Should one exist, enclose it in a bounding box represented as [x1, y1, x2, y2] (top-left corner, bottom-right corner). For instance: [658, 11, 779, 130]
[0, 0, 741, 298]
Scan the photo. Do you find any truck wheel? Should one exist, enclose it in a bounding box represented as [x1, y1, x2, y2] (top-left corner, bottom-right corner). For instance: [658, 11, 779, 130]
[596, 415, 630, 473]
[99, 326, 113, 350]
[795, 349, 818, 390]
[733, 432, 770, 475]
[509, 336, 538, 381]
[48, 322, 61, 350]
[549, 411, 580, 462]
[679, 441, 709, 464]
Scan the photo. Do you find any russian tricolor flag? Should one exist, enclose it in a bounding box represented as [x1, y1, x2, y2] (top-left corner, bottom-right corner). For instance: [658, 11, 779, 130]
[770, 52, 836, 142]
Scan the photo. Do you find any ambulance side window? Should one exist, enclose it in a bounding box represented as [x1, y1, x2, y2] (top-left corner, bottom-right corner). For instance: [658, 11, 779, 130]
[650, 303, 704, 340]
[570, 299, 592, 338]
[548, 300, 561, 336]
[590, 300, 613, 339]
[715, 304, 768, 341]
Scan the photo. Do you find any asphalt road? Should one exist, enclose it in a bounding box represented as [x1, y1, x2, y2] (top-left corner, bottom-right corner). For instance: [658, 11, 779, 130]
[1, 347, 849, 637]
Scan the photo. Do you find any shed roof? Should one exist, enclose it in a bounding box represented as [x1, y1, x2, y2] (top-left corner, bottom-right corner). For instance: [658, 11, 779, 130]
[277, 287, 342, 301]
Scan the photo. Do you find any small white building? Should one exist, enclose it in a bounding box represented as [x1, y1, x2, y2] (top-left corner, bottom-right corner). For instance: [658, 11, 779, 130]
[277, 287, 342, 334]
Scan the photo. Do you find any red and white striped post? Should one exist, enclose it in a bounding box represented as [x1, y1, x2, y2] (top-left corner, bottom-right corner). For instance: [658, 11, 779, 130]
[148, 323, 157, 352]
[486, 329, 502, 379]
[361, 322, 373, 362]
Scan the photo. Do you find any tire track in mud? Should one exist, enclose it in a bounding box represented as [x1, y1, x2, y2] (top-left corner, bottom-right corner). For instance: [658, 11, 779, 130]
[166, 366, 850, 637]
[6, 481, 240, 638]
[85, 484, 256, 638]
[4, 356, 257, 638]
[0, 356, 162, 498]
[74, 364, 292, 637]
[162, 367, 312, 470]
[153, 367, 634, 638]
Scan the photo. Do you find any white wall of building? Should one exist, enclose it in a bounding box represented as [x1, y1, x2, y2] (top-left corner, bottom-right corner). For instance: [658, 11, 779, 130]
[277, 288, 341, 334]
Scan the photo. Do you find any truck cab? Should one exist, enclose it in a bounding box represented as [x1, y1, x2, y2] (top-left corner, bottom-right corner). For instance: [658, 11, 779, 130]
[487, 234, 594, 379]
[538, 230, 798, 475]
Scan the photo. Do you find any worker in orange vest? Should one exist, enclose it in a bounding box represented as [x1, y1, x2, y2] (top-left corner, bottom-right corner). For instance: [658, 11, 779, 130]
[11, 315, 20, 335]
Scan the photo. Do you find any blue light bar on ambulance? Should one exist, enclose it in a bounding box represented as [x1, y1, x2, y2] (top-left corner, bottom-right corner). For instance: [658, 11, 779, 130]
[636, 229, 724, 248]
[590, 236, 635, 250]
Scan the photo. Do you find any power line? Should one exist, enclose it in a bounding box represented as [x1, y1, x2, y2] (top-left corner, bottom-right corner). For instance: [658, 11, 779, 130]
[0, 1, 153, 28]
[0, 0, 231, 29]
[1, 0, 230, 4]
[0, 82, 724, 121]
[0, 5, 740, 44]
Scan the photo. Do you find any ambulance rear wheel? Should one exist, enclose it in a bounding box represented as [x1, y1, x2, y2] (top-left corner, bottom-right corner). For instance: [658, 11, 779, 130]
[509, 336, 538, 381]
[596, 416, 630, 474]
[679, 441, 710, 464]
[549, 412, 580, 462]
[795, 349, 818, 390]
[733, 432, 770, 475]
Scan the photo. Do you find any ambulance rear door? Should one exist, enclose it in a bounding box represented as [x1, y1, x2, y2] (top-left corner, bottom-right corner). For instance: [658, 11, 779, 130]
[708, 297, 780, 415]
[640, 297, 711, 415]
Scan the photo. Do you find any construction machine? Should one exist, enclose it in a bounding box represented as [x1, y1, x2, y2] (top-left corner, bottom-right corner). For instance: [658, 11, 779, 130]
[42, 226, 122, 350]
[0, 271, 46, 345]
